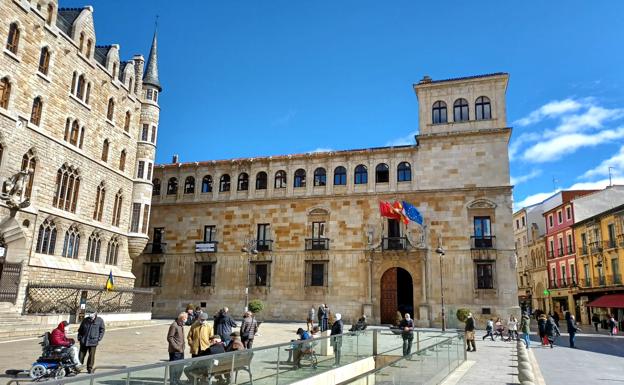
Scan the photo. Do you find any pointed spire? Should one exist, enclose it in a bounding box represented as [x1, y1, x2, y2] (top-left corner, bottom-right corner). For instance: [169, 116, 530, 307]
[143, 21, 161, 92]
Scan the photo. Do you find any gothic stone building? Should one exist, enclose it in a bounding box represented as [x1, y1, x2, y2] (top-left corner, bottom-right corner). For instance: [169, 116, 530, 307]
[137, 73, 518, 326]
[0, 0, 160, 315]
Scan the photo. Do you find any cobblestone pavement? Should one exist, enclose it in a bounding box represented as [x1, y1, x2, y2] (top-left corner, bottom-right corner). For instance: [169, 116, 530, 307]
[0, 320, 304, 384]
[529, 332, 624, 385]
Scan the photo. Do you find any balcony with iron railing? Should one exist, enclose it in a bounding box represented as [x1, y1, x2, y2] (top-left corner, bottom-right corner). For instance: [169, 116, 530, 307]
[556, 248, 565, 257]
[606, 274, 623, 286]
[605, 238, 618, 250]
[583, 276, 592, 288]
[305, 238, 330, 251]
[547, 249, 555, 259]
[382, 237, 408, 251]
[589, 241, 604, 254]
[548, 279, 558, 289]
[578, 246, 588, 256]
[256, 239, 273, 252]
[144, 242, 167, 254]
[195, 241, 218, 253]
[470, 235, 496, 249]
[618, 234, 624, 248]
[566, 245, 574, 255]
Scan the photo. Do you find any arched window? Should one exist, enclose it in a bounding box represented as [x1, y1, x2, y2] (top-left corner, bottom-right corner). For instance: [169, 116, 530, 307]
[397, 162, 411, 182]
[21, 150, 36, 199]
[119, 150, 126, 171]
[53, 164, 80, 212]
[334, 166, 347, 185]
[219, 174, 231, 192]
[128, 77, 134, 93]
[46, 4, 54, 25]
[432, 101, 447, 124]
[313, 168, 326, 187]
[274, 170, 286, 189]
[167, 177, 178, 195]
[453, 98, 469, 122]
[255, 171, 267, 190]
[106, 236, 120, 265]
[0, 77, 11, 109]
[38, 47, 50, 75]
[152, 179, 161, 196]
[151, 126, 157, 143]
[6, 23, 20, 54]
[62, 225, 80, 259]
[112, 62, 117, 78]
[124, 111, 131, 132]
[86, 232, 101, 262]
[101, 139, 109, 162]
[237, 173, 249, 191]
[76, 75, 86, 99]
[375, 163, 389, 183]
[475, 96, 491, 120]
[79, 32, 84, 51]
[30, 97, 43, 126]
[93, 182, 106, 221]
[201, 175, 212, 193]
[354, 165, 368, 184]
[106, 98, 114, 121]
[294, 169, 306, 188]
[112, 190, 123, 227]
[35, 219, 56, 255]
[86, 39, 92, 59]
[184, 176, 195, 194]
[85, 83, 91, 104]
[71, 72, 77, 93]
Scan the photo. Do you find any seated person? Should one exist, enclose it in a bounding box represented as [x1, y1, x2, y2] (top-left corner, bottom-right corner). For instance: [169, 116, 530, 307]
[310, 326, 321, 338]
[349, 315, 368, 332]
[293, 328, 312, 368]
[50, 321, 81, 368]
[226, 332, 245, 352]
[206, 335, 226, 355]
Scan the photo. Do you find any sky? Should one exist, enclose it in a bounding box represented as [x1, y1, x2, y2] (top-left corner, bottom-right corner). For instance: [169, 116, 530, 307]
[64, 0, 624, 208]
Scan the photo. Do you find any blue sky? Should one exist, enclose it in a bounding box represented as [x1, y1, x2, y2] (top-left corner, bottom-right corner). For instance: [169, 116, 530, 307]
[65, 0, 624, 208]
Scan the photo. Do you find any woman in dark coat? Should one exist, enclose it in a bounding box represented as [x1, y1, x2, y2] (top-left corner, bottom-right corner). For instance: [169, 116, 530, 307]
[537, 314, 547, 345]
[545, 315, 560, 348]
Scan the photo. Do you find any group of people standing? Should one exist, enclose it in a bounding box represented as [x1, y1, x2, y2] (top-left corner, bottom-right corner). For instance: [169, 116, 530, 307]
[464, 312, 531, 352]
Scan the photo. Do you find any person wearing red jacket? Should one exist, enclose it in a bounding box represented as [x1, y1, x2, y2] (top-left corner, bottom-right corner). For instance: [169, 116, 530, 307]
[50, 321, 81, 368]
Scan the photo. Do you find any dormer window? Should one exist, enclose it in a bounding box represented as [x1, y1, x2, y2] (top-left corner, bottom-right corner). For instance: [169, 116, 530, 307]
[453, 98, 469, 122]
[475, 96, 491, 120]
[86, 39, 92, 58]
[432, 101, 447, 124]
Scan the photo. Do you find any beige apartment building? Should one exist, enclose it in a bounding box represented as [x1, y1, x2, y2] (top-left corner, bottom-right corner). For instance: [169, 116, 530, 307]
[0, 0, 159, 318]
[136, 73, 519, 326]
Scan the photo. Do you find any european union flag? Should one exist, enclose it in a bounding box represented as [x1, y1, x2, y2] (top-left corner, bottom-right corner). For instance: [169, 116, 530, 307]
[402, 201, 423, 225]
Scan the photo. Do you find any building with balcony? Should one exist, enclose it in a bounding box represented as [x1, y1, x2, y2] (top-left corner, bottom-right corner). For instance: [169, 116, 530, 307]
[573, 186, 624, 325]
[0, 1, 159, 319]
[133, 73, 518, 325]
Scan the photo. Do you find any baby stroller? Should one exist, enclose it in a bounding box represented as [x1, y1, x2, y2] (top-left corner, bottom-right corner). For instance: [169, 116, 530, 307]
[29, 332, 79, 380]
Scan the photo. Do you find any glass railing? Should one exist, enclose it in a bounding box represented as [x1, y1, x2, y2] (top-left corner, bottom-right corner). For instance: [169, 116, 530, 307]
[37, 329, 463, 385]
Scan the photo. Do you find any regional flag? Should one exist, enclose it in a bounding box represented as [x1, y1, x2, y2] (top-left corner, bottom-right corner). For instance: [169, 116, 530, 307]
[379, 201, 401, 220]
[392, 201, 409, 225]
[105, 270, 114, 291]
[402, 201, 424, 225]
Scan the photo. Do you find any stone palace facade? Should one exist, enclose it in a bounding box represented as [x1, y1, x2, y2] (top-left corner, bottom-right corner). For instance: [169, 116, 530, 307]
[137, 73, 518, 326]
[0, 0, 159, 315]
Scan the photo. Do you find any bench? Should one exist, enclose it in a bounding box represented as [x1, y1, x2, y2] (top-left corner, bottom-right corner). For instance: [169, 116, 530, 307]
[184, 351, 253, 385]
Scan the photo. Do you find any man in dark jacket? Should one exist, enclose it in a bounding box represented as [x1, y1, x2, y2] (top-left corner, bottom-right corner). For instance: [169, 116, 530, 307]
[318, 304, 327, 332]
[77, 313, 105, 373]
[566, 314, 580, 348]
[591, 313, 600, 332]
[464, 313, 476, 352]
[330, 313, 344, 366]
[167, 312, 188, 385]
[399, 313, 415, 356]
[214, 307, 238, 346]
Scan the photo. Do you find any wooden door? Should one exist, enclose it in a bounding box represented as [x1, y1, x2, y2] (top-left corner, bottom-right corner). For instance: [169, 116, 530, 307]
[380, 268, 398, 324]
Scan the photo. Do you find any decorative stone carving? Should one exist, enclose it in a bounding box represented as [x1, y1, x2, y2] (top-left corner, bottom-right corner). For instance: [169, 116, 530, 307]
[0, 170, 31, 210]
[467, 199, 497, 209]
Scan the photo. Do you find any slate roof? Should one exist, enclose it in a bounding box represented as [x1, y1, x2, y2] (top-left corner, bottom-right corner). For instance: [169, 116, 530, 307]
[143, 31, 161, 91]
[416, 72, 508, 85]
[94, 45, 113, 67]
[56, 8, 84, 36]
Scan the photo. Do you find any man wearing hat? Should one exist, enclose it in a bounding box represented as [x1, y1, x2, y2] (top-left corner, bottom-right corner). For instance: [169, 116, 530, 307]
[187, 312, 214, 357]
[77, 312, 105, 373]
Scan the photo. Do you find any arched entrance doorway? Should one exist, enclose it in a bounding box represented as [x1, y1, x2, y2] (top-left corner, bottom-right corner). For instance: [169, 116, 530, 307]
[380, 267, 413, 324]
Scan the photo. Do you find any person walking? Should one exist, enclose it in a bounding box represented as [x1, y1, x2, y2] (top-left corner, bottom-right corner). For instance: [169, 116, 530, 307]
[545, 314, 560, 348]
[399, 313, 415, 356]
[591, 313, 600, 332]
[507, 315, 518, 341]
[330, 313, 344, 366]
[77, 313, 105, 374]
[188, 312, 213, 357]
[537, 314, 548, 345]
[608, 314, 618, 336]
[167, 312, 188, 385]
[464, 313, 476, 352]
[214, 307, 238, 346]
[552, 312, 560, 328]
[321, 305, 329, 332]
[482, 319, 495, 341]
[520, 312, 531, 348]
[566, 314, 580, 348]
[494, 318, 504, 340]
[307, 307, 315, 331]
[317, 304, 325, 331]
[240, 311, 258, 349]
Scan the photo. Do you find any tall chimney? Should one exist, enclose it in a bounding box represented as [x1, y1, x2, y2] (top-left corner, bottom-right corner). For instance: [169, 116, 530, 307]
[172, 154, 179, 163]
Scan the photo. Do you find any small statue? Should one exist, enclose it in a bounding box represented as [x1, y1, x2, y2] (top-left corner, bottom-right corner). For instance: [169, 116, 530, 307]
[0, 170, 31, 209]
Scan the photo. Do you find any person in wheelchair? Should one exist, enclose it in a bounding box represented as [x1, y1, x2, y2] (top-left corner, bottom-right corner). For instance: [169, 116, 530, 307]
[49, 321, 82, 369]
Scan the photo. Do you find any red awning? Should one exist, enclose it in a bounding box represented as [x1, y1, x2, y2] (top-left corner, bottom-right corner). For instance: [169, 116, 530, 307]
[587, 294, 624, 309]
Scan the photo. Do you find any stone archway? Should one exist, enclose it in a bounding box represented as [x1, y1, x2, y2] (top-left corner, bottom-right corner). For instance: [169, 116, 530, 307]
[380, 267, 414, 324]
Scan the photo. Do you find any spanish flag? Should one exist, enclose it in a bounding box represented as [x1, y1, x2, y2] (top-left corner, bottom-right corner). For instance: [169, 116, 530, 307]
[105, 270, 114, 291]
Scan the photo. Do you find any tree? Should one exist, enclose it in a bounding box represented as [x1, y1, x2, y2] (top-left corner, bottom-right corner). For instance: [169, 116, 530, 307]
[456, 308, 471, 323]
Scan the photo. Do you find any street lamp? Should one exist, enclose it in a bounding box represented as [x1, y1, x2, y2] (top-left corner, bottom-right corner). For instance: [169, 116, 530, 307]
[241, 239, 258, 313]
[435, 245, 446, 332]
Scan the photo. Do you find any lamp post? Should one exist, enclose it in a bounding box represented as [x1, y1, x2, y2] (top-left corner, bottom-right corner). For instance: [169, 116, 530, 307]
[435, 245, 446, 332]
[241, 239, 258, 313]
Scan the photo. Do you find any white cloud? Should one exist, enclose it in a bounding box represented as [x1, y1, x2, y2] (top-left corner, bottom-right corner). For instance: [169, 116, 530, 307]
[509, 132, 540, 160]
[514, 99, 583, 127]
[308, 148, 333, 153]
[547, 105, 624, 137]
[385, 131, 417, 146]
[514, 190, 559, 211]
[510, 169, 542, 186]
[522, 127, 624, 163]
[581, 145, 624, 180]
